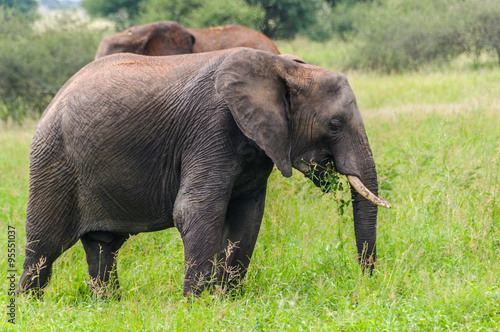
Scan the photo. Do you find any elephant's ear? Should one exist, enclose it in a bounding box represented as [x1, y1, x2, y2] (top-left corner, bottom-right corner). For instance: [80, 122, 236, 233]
[144, 22, 195, 55]
[189, 33, 196, 50]
[215, 49, 293, 177]
[280, 54, 307, 64]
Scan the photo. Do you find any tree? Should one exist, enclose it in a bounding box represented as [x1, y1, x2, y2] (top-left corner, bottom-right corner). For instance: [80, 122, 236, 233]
[0, 0, 37, 14]
[325, 0, 372, 6]
[137, 0, 203, 25]
[138, 0, 264, 30]
[0, 6, 34, 39]
[246, 0, 325, 39]
[452, 0, 500, 64]
[82, 0, 144, 17]
[82, 0, 145, 29]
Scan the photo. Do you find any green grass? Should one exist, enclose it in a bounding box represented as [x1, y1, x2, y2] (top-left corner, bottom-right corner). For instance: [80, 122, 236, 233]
[276, 37, 351, 71]
[1, 65, 499, 330]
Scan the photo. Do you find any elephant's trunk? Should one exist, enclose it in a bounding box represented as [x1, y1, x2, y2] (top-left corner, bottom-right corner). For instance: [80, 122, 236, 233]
[349, 159, 383, 272]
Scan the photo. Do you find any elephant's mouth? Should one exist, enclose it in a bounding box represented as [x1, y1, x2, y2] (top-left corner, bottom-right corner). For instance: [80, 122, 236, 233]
[305, 160, 341, 193]
[305, 159, 391, 208]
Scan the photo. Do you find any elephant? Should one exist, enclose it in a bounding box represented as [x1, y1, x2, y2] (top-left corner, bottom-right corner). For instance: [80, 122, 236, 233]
[18, 48, 390, 297]
[94, 21, 280, 60]
[188, 24, 280, 54]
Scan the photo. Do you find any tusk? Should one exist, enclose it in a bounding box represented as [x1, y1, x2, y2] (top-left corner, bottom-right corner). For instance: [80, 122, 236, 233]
[347, 175, 392, 209]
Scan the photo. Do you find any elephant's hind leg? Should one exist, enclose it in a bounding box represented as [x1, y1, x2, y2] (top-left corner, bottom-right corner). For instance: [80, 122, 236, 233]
[17, 162, 80, 297]
[81, 232, 128, 297]
[17, 237, 79, 297]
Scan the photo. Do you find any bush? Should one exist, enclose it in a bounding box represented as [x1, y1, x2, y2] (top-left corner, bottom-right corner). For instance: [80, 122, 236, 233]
[0, 10, 107, 120]
[451, 0, 500, 64]
[342, 0, 500, 71]
[0, 6, 34, 38]
[344, 0, 458, 71]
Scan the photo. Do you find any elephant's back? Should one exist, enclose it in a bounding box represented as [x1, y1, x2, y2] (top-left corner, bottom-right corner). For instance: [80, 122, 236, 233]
[37, 50, 238, 164]
[43, 52, 222, 120]
[188, 25, 280, 54]
[85, 52, 233, 87]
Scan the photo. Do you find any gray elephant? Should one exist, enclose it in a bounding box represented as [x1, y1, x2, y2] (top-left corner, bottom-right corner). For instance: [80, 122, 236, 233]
[18, 48, 390, 297]
[94, 21, 280, 60]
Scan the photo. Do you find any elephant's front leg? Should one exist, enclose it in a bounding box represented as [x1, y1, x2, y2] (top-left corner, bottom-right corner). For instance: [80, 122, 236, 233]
[173, 185, 231, 297]
[222, 187, 267, 288]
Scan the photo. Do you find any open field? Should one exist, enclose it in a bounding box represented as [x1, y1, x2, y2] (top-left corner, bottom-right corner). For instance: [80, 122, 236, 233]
[1, 62, 499, 330]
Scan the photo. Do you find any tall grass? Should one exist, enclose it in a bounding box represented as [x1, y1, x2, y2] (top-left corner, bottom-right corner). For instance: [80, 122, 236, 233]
[1, 65, 499, 330]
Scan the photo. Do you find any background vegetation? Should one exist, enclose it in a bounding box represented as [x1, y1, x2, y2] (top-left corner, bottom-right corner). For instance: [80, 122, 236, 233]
[1, 0, 499, 330]
[1, 0, 499, 121]
[0, 8, 106, 121]
[137, 0, 265, 32]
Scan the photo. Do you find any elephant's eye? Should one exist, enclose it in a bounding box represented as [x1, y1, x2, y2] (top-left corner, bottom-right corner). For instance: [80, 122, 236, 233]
[329, 119, 342, 134]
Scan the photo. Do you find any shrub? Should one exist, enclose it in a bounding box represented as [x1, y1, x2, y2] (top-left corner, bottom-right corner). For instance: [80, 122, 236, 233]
[345, 0, 461, 71]
[0, 10, 107, 120]
[451, 0, 500, 64]
[0, 6, 34, 38]
[343, 0, 500, 71]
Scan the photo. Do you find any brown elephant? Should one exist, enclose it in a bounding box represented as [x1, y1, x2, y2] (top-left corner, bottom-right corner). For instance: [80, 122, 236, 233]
[94, 21, 280, 59]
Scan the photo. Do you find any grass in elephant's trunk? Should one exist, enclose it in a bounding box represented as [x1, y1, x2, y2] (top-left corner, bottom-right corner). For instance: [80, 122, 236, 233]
[306, 161, 352, 216]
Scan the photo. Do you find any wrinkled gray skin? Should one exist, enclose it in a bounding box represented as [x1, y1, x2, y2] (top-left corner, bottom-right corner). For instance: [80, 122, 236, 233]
[18, 48, 380, 297]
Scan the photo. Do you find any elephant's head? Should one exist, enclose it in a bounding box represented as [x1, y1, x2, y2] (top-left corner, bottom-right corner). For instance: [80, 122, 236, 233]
[95, 21, 195, 59]
[215, 49, 390, 270]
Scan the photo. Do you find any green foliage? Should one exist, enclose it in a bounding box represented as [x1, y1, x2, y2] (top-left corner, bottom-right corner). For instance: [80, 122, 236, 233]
[183, 0, 264, 29]
[82, 0, 143, 17]
[0, 12, 107, 121]
[451, 0, 500, 64]
[276, 37, 350, 70]
[307, 161, 352, 216]
[330, 0, 500, 71]
[247, 0, 324, 39]
[138, 0, 202, 25]
[82, 0, 145, 29]
[138, 0, 265, 30]
[329, 0, 363, 39]
[344, 0, 460, 72]
[0, 7, 33, 39]
[246, 0, 373, 40]
[0, 0, 37, 14]
[304, 1, 335, 42]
